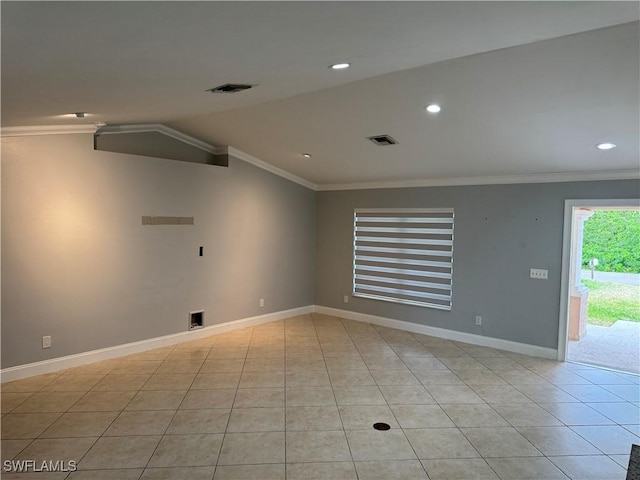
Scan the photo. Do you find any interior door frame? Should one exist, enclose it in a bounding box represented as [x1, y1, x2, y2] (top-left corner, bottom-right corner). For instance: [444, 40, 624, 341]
[557, 198, 640, 362]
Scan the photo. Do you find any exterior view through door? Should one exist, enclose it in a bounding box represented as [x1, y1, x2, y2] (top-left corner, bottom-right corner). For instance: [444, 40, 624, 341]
[564, 203, 640, 374]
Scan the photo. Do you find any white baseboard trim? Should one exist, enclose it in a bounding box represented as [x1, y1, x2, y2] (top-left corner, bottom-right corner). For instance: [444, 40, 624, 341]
[314, 306, 558, 360]
[1, 304, 557, 383]
[0, 305, 314, 383]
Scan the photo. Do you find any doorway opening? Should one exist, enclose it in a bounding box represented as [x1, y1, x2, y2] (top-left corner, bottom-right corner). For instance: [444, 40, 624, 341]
[558, 200, 640, 374]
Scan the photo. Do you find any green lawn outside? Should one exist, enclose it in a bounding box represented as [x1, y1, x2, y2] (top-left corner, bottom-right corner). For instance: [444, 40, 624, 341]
[583, 279, 640, 327]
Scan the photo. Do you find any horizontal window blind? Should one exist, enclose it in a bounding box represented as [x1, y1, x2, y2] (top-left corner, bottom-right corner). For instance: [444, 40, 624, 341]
[353, 208, 454, 310]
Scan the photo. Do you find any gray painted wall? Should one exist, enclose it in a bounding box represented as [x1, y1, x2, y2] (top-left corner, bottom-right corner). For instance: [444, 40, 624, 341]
[2, 134, 315, 368]
[2, 132, 637, 368]
[315, 181, 639, 349]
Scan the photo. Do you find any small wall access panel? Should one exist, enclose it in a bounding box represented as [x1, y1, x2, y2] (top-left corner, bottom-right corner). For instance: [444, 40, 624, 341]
[94, 124, 229, 167]
[190, 311, 204, 330]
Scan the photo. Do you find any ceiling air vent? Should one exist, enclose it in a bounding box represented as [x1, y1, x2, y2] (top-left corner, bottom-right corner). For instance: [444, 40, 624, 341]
[207, 83, 255, 93]
[368, 134, 398, 146]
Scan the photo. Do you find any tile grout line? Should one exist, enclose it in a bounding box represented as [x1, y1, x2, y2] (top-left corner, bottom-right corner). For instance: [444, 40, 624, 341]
[372, 327, 433, 478]
[2, 315, 638, 479]
[213, 325, 253, 476]
[338, 316, 403, 477]
[384, 325, 553, 478]
[46, 360, 152, 477]
[126, 344, 193, 477]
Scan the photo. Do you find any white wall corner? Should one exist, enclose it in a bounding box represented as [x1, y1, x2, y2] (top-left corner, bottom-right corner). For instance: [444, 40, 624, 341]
[0, 305, 314, 383]
[314, 305, 558, 360]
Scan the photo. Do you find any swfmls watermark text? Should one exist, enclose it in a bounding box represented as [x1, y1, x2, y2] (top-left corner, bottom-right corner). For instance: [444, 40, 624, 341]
[3, 460, 77, 473]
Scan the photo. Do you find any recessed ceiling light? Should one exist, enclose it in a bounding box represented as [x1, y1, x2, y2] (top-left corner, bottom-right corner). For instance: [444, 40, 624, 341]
[74, 112, 86, 118]
[302, 153, 312, 158]
[329, 63, 350, 70]
[425, 104, 441, 113]
[596, 142, 617, 150]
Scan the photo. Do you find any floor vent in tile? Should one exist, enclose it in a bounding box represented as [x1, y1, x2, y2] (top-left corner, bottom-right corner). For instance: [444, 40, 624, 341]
[373, 422, 391, 431]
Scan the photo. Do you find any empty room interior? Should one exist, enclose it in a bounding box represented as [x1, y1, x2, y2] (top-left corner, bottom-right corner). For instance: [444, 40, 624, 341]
[2, 2, 640, 480]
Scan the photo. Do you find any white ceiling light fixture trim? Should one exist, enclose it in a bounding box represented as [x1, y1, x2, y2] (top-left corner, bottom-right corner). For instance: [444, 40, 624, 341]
[302, 153, 312, 158]
[329, 63, 351, 70]
[425, 104, 441, 113]
[596, 142, 617, 150]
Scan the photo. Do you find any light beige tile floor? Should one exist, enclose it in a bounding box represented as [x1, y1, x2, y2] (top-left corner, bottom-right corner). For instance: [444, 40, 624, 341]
[1, 313, 638, 479]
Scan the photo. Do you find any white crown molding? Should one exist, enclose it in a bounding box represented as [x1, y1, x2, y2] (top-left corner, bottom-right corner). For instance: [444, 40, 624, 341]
[315, 305, 558, 360]
[3, 125, 637, 191]
[3, 124, 222, 156]
[1, 123, 317, 190]
[227, 146, 318, 191]
[1, 124, 100, 137]
[317, 169, 640, 191]
[95, 123, 221, 155]
[1, 305, 314, 383]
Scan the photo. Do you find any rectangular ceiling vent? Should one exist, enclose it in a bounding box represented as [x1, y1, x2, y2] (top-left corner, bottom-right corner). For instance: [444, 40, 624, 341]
[207, 83, 255, 93]
[368, 134, 398, 146]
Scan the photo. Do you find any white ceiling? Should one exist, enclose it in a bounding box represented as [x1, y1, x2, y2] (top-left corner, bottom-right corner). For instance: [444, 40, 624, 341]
[2, 2, 639, 188]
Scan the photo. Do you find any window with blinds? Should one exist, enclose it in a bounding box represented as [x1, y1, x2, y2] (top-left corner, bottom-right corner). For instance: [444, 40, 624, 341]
[353, 208, 454, 310]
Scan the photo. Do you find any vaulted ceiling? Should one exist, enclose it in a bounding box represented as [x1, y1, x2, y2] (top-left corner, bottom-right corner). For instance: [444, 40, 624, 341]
[2, 2, 639, 188]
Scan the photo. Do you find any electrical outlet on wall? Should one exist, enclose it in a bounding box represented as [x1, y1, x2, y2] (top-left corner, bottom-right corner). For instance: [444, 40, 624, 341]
[344, 295, 349, 303]
[530, 268, 548, 280]
[259, 298, 265, 308]
[42, 336, 52, 349]
[475, 316, 482, 326]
